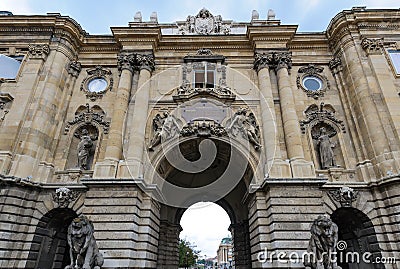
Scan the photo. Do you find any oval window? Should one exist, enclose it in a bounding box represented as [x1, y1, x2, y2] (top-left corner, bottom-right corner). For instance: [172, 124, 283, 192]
[303, 76, 323, 91]
[87, 77, 108, 93]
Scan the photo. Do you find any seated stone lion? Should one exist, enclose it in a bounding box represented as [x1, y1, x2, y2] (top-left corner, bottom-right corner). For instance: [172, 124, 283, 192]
[65, 215, 104, 269]
[304, 214, 342, 269]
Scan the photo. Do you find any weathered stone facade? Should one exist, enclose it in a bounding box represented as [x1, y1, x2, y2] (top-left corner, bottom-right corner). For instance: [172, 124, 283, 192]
[0, 7, 399, 269]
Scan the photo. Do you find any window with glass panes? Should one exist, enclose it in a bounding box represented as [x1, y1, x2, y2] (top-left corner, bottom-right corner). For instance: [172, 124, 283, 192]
[193, 62, 215, 88]
[388, 50, 400, 74]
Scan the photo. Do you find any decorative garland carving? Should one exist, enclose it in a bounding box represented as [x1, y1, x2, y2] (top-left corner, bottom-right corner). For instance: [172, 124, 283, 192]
[178, 8, 231, 35]
[296, 64, 330, 99]
[361, 37, 384, 55]
[80, 66, 113, 101]
[52, 187, 80, 208]
[329, 186, 359, 207]
[300, 103, 345, 135]
[181, 120, 227, 137]
[64, 103, 110, 135]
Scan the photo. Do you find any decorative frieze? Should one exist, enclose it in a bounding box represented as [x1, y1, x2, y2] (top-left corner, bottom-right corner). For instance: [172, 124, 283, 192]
[67, 60, 82, 78]
[254, 51, 292, 72]
[51, 187, 80, 208]
[181, 120, 227, 137]
[329, 186, 359, 207]
[361, 37, 384, 55]
[28, 44, 50, 60]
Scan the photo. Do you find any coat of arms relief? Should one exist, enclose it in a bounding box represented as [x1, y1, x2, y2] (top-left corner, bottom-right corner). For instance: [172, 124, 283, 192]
[179, 8, 231, 35]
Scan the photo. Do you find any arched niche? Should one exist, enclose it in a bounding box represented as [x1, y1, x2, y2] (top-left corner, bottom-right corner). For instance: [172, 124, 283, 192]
[300, 103, 347, 170]
[27, 208, 77, 269]
[63, 104, 109, 171]
[331, 208, 384, 269]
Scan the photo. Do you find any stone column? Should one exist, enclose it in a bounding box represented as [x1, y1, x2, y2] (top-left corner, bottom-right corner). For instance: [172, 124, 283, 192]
[118, 53, 154, 179]
[338, 38, 396, 178]
[360, 38, 400, 175]
[254, 53, 291, 178]
[156, 221, 181, 269]
[267, 52, 314, 178]
[229, 221, 251, 269]
[10, 44, 72, 180]
[93, 53, 135, 178]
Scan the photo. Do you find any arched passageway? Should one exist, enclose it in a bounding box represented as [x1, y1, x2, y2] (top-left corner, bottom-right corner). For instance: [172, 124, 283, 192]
[27, 208, 77, 269]
[332, 208, 384, 269]
[153, 138, 254, 269]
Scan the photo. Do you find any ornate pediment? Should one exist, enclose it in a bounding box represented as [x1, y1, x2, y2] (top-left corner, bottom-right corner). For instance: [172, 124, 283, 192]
[64, 103, 110, 135]
[300, 103, 345, 135]
[178, 8, 231, 35]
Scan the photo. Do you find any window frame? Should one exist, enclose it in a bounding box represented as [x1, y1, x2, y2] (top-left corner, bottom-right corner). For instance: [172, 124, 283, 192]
[386, 49, 400, 77]
[0, 54, 24, 82]
[193, 62, 216, 88]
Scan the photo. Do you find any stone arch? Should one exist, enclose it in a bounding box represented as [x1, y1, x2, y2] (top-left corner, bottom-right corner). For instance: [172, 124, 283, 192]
[27, 208, 77, 269]
[152, 137, 254, 269]
[331, 207, 384, 269]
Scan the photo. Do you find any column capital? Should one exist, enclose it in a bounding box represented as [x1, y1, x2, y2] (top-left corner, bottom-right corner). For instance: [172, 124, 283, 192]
[67, 60, 82, 78]
[28, 44, 50, 60]
[361, 37, 384, 55]
[136, 53, 155, 73]
[254, 51, 292, 72]
[117, 52, 135, 73]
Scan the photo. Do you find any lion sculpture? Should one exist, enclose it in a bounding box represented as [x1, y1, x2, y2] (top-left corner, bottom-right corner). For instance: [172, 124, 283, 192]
[65, 215, 104, 269]
[304, 214, 342, 269]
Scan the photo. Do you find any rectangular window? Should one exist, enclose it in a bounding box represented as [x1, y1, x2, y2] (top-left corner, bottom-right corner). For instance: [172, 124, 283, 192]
[388, 50, 400, 74]
[193, 63, 215, 88]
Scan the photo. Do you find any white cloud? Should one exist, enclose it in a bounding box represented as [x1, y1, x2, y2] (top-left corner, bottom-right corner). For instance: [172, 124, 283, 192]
[180, 202, 231, 257]
[0, 0, 33, 14]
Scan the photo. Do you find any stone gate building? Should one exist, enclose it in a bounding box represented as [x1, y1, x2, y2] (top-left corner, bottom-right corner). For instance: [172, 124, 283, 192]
[0, 6, 399, 269]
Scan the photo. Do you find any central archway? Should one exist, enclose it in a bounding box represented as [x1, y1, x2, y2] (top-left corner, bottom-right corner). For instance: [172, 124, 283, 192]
[153, 137, 255, 269]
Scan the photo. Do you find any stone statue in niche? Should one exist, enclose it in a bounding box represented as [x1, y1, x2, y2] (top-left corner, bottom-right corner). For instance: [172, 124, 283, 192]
[304, 214, 342, 269]
[317, 127, 336, 169]
[227, 108, 262, 150]
[148, 112, 180, 151]
[77, 129, 94, 170]
[65, 215, 104, 269]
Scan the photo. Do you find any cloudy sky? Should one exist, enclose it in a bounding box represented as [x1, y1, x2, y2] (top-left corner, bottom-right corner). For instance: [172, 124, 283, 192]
[1, 0, 398, 259]
[0, 0, 398, 34]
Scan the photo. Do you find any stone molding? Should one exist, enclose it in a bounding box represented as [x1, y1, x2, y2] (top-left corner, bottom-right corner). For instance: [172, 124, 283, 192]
[172, 84, 235, 103]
